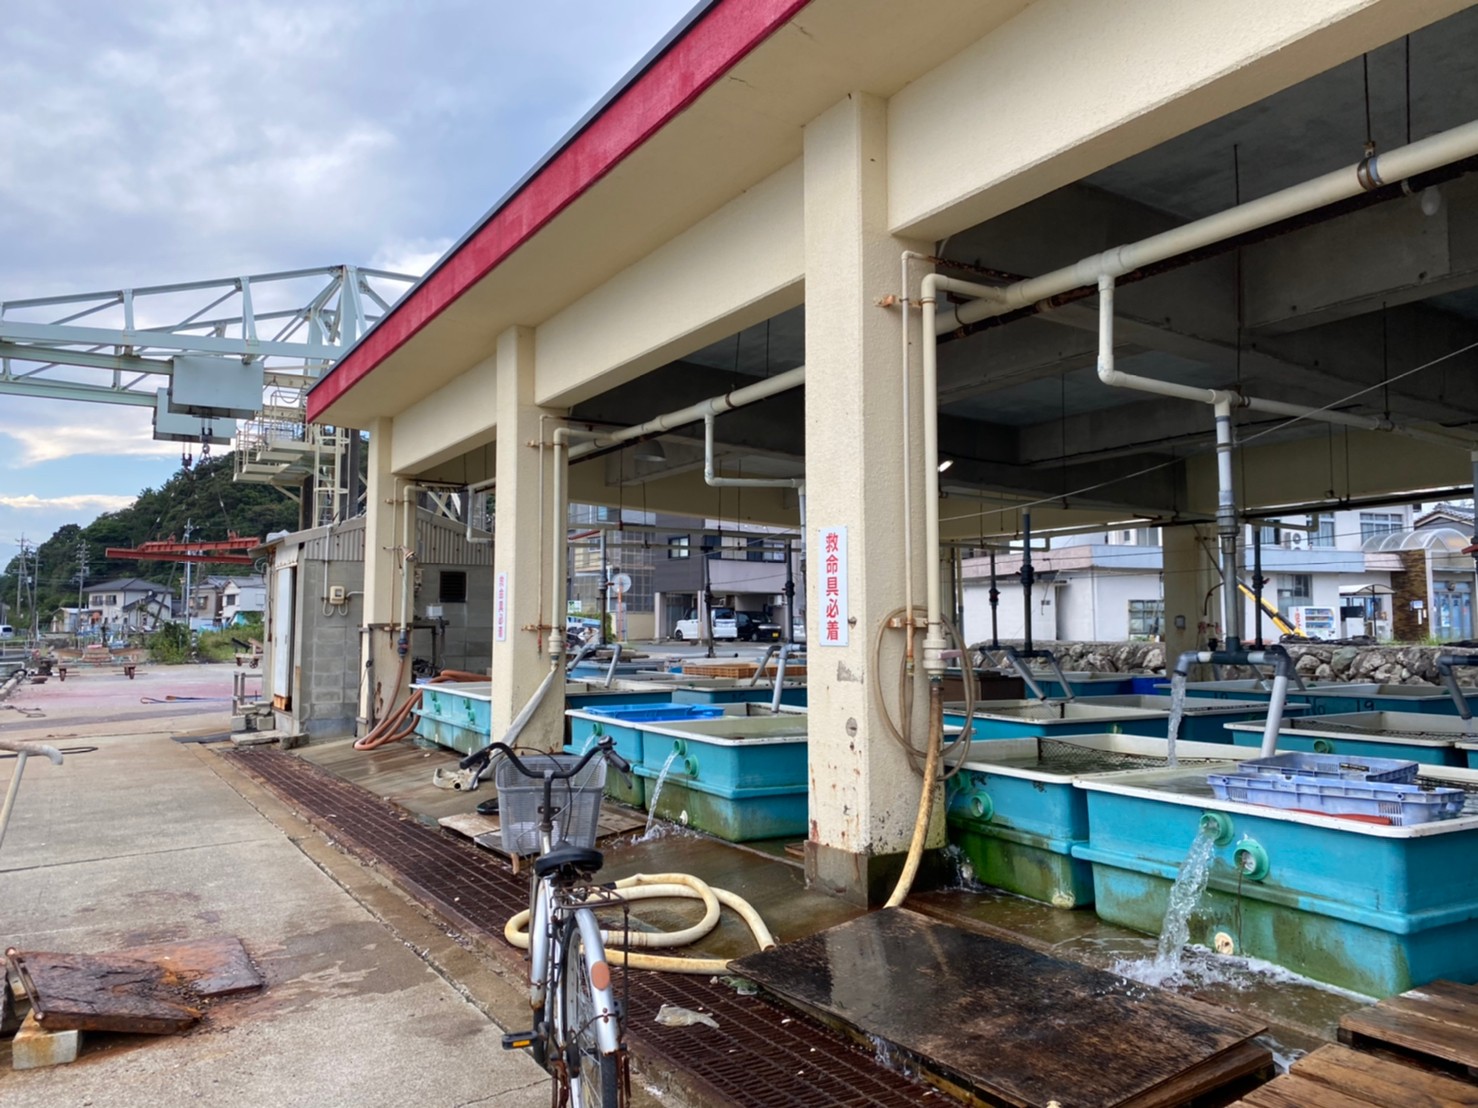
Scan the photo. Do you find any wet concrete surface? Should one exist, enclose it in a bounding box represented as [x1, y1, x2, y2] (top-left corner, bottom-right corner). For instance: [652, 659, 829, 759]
[325, 730, 1365, 1067]
[0, 666, 558, 1106]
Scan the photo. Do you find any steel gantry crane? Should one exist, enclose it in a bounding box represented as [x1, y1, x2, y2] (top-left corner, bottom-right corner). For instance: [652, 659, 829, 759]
[0, 265, 415, 527]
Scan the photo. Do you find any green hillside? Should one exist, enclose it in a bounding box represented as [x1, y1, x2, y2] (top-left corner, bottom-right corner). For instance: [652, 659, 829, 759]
[2, 455, 299, 630]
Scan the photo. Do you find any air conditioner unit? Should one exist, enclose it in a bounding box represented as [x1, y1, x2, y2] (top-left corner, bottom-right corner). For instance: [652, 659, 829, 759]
[1285, 532, 1306, 550]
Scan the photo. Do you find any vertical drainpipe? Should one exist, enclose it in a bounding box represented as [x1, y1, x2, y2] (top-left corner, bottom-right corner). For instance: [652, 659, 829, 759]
[1214, 399, 1242, 652]
[1021, 511, 1035, 652]
[1252, 526, 1265, 648]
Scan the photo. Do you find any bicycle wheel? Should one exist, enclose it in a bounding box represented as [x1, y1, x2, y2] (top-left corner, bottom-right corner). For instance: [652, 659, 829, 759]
[557, 916, 620, 1107]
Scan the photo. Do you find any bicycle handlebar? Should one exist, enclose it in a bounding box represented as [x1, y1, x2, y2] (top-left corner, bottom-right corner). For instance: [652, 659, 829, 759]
[458, 736, 631, 781]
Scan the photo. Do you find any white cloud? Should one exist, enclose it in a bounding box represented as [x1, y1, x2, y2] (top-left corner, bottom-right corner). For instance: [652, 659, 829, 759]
[371, 237, 453, 280]
[0, 405, 180, 467]
[0, 493, 136, 512]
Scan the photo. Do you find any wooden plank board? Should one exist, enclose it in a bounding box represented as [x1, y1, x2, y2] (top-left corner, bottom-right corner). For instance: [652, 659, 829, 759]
[1238, 1074, 1384, 1108]
[1341, 998, 1478, 1071]
[1122, 1039, 1271, 1108]
[1293, 1043, 1478, 1107]
[731, 907, 1267, 1108]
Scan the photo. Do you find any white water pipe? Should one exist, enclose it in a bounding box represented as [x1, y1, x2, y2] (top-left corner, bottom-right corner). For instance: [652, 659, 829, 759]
[1093, 277, 1477, 452]
[919, 274, 1007, 674]
[938, 119, 1478, 333]
[567, 366, 806, 464]
[464, 476, 495, 545]
[546, 367, 810, 660]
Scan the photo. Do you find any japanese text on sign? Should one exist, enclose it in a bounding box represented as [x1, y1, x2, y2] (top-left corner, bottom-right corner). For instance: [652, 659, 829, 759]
[495, 571, 508, 642]
[816, 526, 848, 646]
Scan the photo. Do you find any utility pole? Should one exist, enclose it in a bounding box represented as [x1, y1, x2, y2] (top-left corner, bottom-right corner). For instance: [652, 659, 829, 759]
[181, 519, 194, 630]
[76, 537, 89, 641]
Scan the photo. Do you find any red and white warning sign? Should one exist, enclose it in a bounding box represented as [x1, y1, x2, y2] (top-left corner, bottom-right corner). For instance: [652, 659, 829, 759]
[816, 526, 848, 647]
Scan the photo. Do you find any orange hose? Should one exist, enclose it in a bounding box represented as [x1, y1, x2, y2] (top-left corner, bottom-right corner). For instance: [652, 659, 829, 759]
[353, 669, 489, 750]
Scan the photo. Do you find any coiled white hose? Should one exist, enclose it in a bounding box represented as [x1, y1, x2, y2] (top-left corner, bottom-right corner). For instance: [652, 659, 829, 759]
[503, 871, 776, 974]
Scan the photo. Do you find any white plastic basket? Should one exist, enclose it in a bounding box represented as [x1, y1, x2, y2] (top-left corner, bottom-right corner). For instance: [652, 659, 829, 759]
[495, 752, 607, 856]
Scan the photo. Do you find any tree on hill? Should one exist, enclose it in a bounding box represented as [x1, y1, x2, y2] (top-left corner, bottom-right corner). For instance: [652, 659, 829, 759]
[1, 454, 300, 628]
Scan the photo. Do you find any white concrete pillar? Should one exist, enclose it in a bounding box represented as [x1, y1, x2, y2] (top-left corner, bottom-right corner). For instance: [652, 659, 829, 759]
[489, 327, 565, 751]
[802, 91, 937, 906]
[359, 417, 404, 730]
[1162, 523, 1219, 668]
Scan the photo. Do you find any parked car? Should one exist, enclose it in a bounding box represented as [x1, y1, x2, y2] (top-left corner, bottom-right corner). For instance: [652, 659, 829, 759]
[672, 607, 738, 640]
[746, 614, 807, 643]
[734, 611, 771, 641]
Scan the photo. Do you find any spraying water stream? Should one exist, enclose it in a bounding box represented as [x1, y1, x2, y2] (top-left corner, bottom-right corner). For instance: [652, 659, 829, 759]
[1150, 823, 1218, 979]
[641, 749, 680, 841]
[1165, 672, 1188, 767]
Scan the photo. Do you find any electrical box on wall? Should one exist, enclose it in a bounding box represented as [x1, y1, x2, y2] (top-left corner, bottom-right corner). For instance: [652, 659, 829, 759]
[327, 585, 347, 604]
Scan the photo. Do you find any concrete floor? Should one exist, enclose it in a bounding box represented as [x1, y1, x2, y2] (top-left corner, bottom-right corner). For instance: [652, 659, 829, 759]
[1, 661, 1374, 1103]
[0, 666, 573, 1106]
[317, 731, 1364, 1059]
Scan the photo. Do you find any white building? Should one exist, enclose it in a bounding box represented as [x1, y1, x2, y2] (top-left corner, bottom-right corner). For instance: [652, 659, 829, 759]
[222, 576, 268, 625]
[85, 578, 165, 633]
[963, 507, 1416, 644]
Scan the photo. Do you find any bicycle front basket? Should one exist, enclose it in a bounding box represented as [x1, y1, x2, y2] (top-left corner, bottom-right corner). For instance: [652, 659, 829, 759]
[495, 752, 608, 856]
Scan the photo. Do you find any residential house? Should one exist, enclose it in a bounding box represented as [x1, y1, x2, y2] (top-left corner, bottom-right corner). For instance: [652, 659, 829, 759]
[122, 593, 175, 632]
[190, 575, 236, 627]
[222, 576, 268, 626]
[85, 578, 165, 635]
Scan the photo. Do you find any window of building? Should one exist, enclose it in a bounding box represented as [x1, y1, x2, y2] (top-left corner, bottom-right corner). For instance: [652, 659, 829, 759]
[1310, 514, 1336, 547]
[439, 570, 467, 604]
[1254, 524, 1280, 546]
[667, 536, 690, 559]
[1276, 573, 1313, 616]
[1127, 599, 1163, 640]
[1360, 511, 1403, 541]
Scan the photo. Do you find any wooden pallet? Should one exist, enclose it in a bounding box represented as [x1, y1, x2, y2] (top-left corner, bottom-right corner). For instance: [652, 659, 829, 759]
[1339, 979, 1478, 1080]
[679, 662, 807, 679]
[1228, 1043, 1478, 1107]
[1228, 983, 1478, 1107]
[439, 804, 645, 873]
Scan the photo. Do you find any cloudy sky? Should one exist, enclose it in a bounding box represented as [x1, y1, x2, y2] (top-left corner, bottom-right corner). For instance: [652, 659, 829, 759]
[0, 0, 698, 556]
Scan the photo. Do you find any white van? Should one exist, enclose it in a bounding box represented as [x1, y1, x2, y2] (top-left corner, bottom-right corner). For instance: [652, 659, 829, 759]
[672, 608, 738, 641]
[0, 625, 15, 640]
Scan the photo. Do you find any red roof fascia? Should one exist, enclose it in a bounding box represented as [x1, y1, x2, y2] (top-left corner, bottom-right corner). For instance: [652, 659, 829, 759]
[308, 0, 811, 423]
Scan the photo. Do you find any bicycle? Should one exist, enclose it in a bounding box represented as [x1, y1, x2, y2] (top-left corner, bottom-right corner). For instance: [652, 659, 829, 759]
[459, 738, 632, 1107]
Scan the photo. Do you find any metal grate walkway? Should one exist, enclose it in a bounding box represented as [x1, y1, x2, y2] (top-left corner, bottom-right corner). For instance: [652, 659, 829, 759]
[222, 747, 940, 1107]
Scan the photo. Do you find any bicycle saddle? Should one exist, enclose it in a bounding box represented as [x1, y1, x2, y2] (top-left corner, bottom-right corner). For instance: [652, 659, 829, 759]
[534, 842, 603, 880]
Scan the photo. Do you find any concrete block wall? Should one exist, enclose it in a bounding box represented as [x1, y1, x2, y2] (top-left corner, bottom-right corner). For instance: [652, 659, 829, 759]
[297, 558, 365, 736]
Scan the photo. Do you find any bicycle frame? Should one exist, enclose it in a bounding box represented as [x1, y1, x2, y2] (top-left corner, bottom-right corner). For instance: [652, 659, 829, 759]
[528, 863, 622, 1057]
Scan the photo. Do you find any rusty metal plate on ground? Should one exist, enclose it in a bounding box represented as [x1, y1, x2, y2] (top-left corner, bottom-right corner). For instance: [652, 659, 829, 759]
[732, 908, 1268, 1108]
[6, 936, 261, 1034]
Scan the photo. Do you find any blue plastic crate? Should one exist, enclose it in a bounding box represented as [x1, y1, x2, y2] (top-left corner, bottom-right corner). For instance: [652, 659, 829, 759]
[1207, 771, 1463, 825]
[1236, 751, 1419, 784]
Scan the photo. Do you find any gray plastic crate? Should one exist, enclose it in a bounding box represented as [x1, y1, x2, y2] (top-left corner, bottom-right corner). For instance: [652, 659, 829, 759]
[1235, 751, 1419, 784]
[1207, 771, 1463, 825]
[495, 752, 607, 856]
